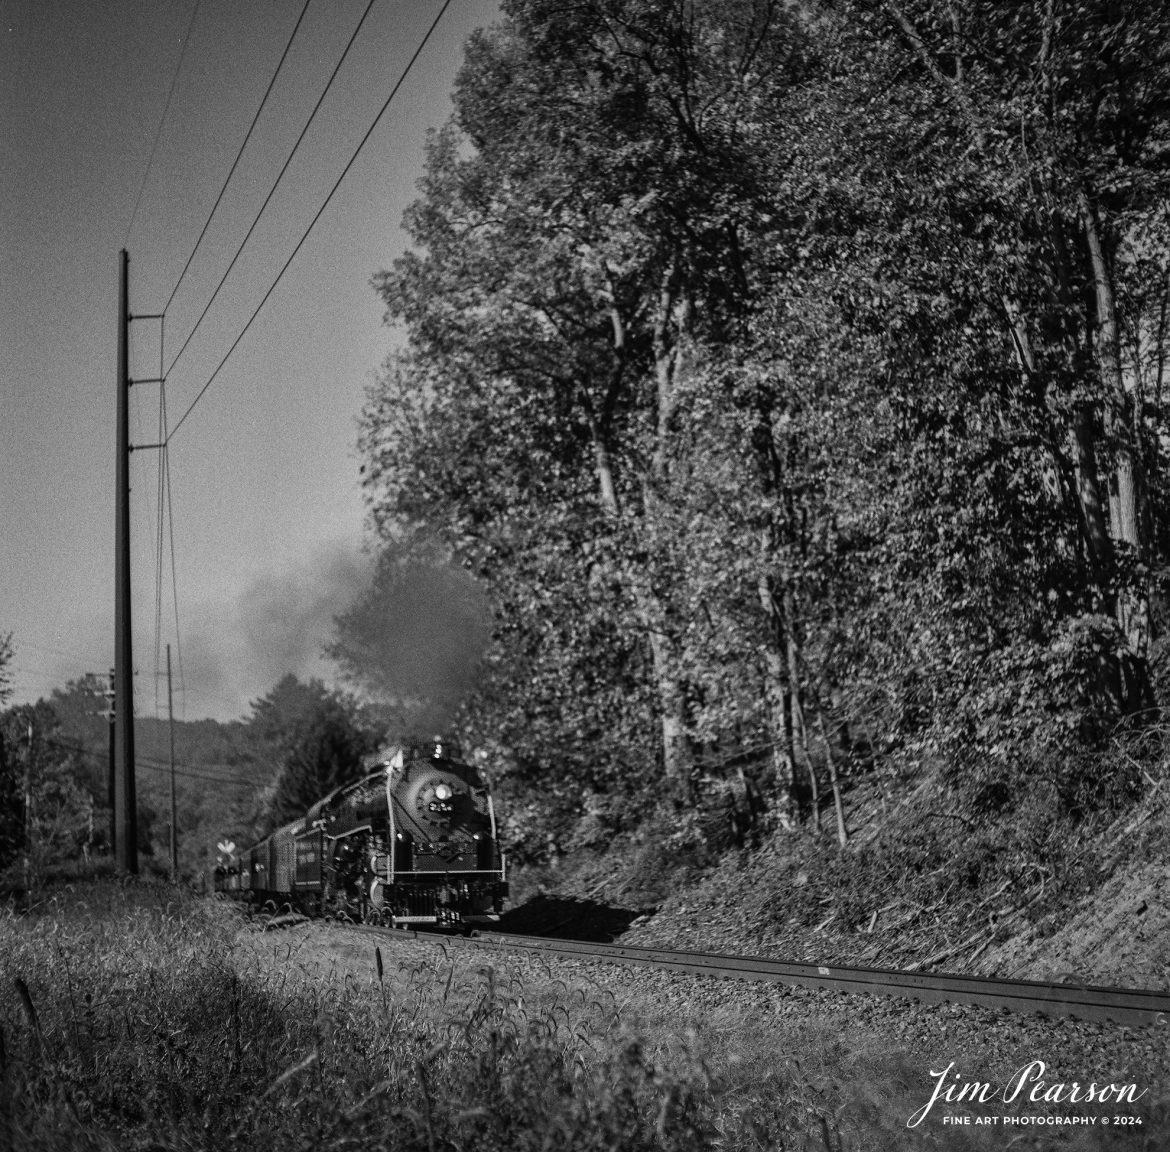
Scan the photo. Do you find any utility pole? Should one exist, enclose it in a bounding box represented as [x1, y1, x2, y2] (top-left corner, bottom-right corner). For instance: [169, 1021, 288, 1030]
[24, 717, 35, 898]
[167, 643, 177, 880]
[106, 668, 116, 858]
[114, 248, 138, 873]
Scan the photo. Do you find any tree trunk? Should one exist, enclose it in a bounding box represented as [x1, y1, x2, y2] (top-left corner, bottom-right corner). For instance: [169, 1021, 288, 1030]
[814, 700, 849, 848]
[794, 687, 819, 833]
[643, 263, 693, 793]
[593, 282, 693, 792]
[758, 556, 797, 821]
[1079, 187, 1152, 702]
[1073, 406, 1112, 583]
[588, 415, 620, 518]
[647, 626, 690, 791]
[1079, 188, 1142, 549]
[782, 585, 822, 829]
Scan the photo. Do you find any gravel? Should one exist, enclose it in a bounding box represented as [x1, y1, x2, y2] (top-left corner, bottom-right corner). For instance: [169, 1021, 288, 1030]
[250, 914, 1170, 1146]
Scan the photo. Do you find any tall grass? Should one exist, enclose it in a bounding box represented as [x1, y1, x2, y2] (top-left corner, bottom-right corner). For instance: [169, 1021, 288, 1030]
[1, 881, 1162, 1151]
[0, 882, 728, 1150]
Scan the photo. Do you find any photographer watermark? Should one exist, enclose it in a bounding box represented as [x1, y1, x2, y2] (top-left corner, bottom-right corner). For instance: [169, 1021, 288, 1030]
[908, 1060, 1147, 1129]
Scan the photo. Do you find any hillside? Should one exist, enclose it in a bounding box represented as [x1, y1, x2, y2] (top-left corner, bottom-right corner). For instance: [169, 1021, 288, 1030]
[506, 768, 1170, 993]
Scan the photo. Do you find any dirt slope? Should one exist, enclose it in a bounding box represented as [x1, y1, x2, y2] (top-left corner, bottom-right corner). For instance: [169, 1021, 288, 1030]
[976, 863, 1170, 990]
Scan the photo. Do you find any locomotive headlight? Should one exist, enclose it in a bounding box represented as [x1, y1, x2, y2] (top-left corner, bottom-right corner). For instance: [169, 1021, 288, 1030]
[434, 783, 453, 801]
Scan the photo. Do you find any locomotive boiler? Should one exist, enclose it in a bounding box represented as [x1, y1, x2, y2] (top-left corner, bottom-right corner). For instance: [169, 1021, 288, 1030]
[220, 738, 507, 927]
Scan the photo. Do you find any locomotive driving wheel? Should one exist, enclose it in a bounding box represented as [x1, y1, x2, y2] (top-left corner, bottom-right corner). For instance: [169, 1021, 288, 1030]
[321, 875, 351, 920]
[324, 833, 368, 921]
[364, 876, 388, 925]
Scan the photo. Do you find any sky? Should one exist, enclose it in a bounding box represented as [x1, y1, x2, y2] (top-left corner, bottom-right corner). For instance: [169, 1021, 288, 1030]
[1, 0, 501, 722]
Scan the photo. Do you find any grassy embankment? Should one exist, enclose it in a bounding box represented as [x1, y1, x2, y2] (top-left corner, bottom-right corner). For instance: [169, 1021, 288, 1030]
[2, 879, 1165, 1151]
[0, 879, 848, 1151]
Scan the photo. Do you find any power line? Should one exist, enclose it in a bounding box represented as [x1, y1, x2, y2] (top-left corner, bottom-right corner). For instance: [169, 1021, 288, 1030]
[146, 319, 187, 724]
[167, 0, 454, 442]
[10, 667, 88, 683]
[139, 759, 261, 788]
[162, 0, 316, 317]
[162, 0, 381, 383]
[10, 643, 106, 663]
[12, 655, 256, 723]
[154, 368, 168, 717]
[164, 432, 186, 720]
[46, 737, 263, 789]
[123, 0, 204, 247]
[130, 323, 159, 578]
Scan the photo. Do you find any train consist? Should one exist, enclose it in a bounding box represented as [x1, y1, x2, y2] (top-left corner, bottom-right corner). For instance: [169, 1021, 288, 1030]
[215, 738, 507, 927]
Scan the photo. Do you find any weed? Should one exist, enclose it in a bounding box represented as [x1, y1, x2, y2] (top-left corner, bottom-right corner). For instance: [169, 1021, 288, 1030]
[0, 881, 791, 1150]
[7, 879, 1147, 1150]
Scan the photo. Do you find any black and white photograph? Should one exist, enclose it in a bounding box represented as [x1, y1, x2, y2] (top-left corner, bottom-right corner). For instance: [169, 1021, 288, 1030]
[2, 1, 1167, 1148]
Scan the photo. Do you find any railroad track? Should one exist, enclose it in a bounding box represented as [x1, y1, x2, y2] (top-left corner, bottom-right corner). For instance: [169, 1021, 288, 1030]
[355, 924, 1170, 1029]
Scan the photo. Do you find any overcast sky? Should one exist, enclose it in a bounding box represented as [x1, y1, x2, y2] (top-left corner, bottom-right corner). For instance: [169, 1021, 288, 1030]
[1, 0, 500, 721]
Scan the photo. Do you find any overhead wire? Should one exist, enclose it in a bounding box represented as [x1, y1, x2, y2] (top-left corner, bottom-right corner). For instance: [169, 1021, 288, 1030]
[138, 757, 261, 788]
[161, 0, 316, 317]
[151, 318, 184, 723]
[150, 1, 318, 724]
[11, 642, 109, 664]
[130, 320, 160, 623]
[150, 0, 317, 723]
[45, 738, 263, 789]
[10, 666, 90, 685]
[154, 322, 168, 716]
[162, 0, 382, 384]
[122, 0, 453, 730]
[167, 0, 454, 442]
[123, 0, 204, 247]
[9, 659, 244, 720]
[164, 428, 186, 720]
[127, 0, 312, 719]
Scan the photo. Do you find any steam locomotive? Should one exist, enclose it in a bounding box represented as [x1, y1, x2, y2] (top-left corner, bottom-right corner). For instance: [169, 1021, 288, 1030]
[215, 738, 507, 927]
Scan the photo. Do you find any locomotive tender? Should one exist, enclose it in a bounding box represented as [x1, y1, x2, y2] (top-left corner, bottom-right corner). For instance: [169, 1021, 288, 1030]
[217, 738, 507, 926]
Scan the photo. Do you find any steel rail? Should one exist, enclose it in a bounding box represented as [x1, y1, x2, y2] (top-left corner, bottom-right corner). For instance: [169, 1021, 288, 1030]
[348, 924, 1169, 1029]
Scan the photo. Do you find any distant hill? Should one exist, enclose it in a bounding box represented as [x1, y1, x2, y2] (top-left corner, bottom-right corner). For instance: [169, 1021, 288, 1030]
[46, 677, 278, 878]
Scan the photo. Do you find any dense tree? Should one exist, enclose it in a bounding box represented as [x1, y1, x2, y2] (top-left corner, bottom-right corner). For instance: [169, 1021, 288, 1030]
[247, 674, 342, 759]
[774, 1, 1170, 812]
[0, 700, 98, 879]
[841, 0, 1170, 702]
[261, 682, 379, 831]
[364, 0, 811, 796]
[0, 633, 12, 708]
[354, 0, 1170, 854]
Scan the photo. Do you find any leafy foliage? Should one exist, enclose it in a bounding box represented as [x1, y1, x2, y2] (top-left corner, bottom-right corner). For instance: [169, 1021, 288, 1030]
[261, 681, 380, 832]
[0, 632, 13, 708]
[349, 0, 1170, 863]
[0, 673, 386, 884]
[0, 700, 103, 881]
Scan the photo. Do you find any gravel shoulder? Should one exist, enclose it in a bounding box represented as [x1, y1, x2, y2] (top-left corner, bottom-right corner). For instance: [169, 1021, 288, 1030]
[239, 913, 1170, 1149]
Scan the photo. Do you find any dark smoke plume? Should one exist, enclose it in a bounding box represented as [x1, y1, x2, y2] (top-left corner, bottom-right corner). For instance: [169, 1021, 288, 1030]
[329, 545, 491, 732]
[167, 542, 370, 720]
[236, 547, 369, 690]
